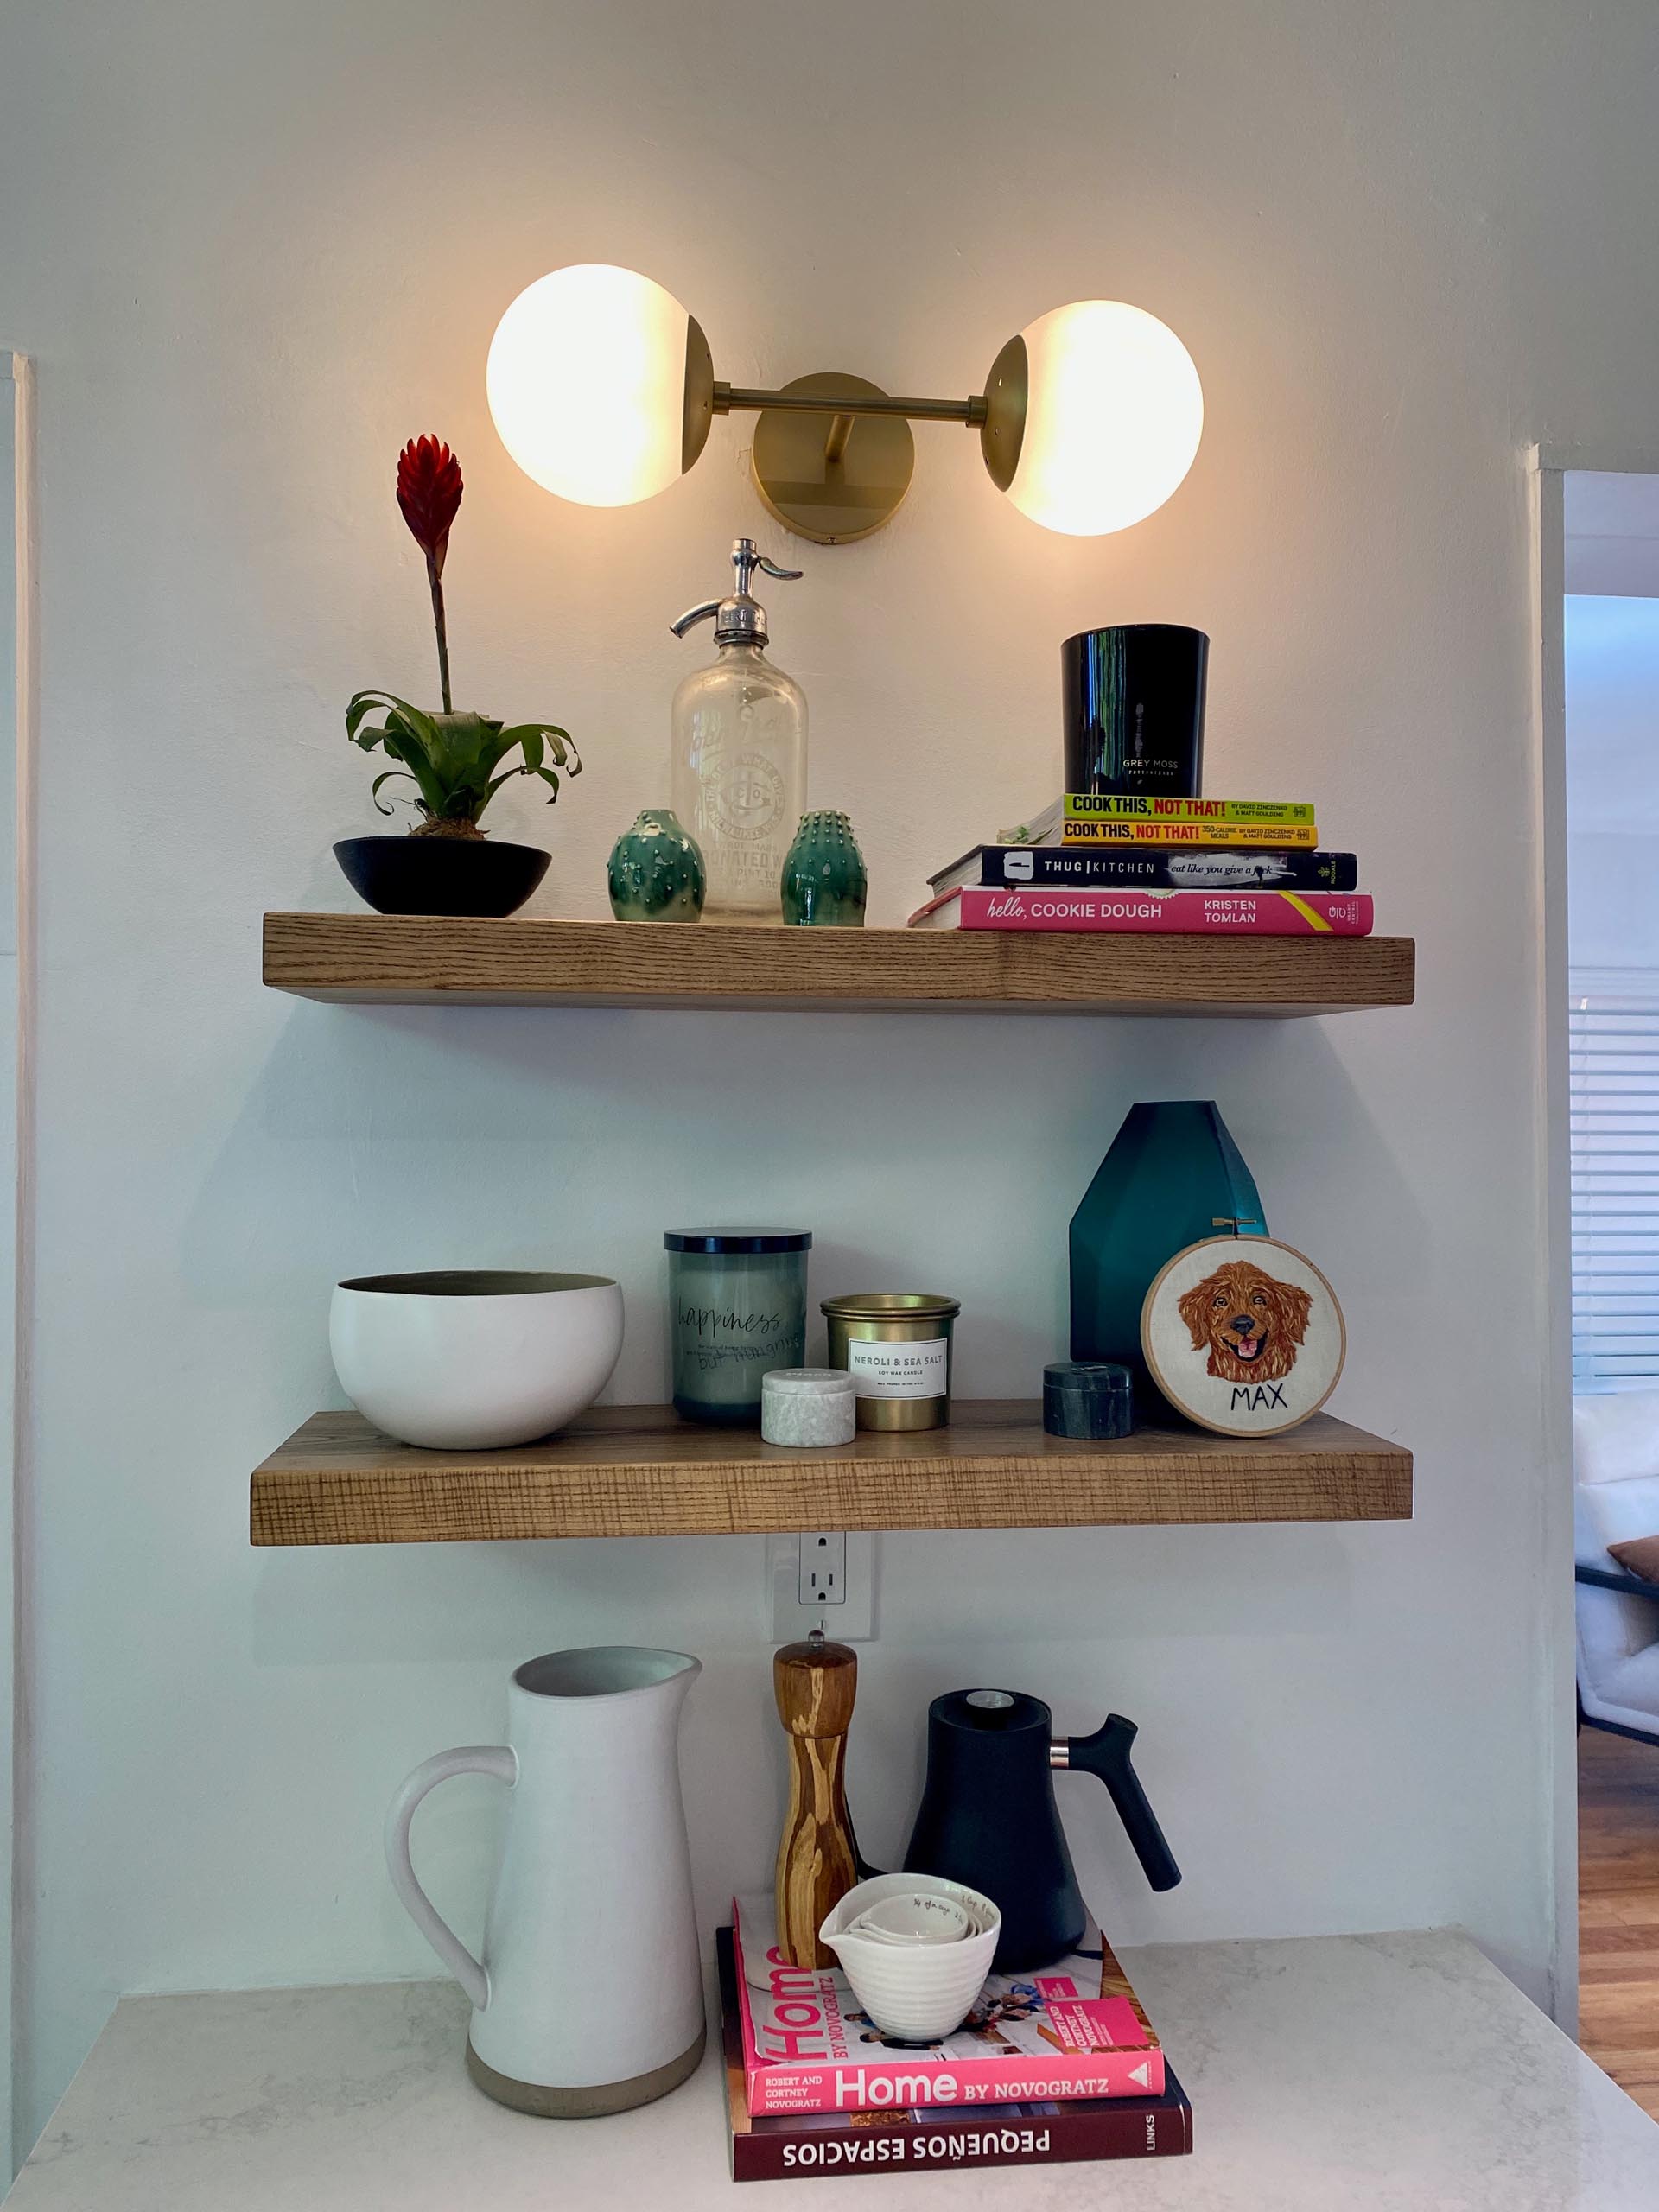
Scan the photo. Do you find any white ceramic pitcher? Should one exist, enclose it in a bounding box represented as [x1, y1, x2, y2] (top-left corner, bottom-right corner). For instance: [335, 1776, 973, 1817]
[385, 1646, 705, 2117]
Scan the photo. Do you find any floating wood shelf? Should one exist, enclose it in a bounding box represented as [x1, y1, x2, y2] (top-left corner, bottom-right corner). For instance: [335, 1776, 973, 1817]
[263, 914, 1415, 1018]
[250, 1402, 1412, 1545]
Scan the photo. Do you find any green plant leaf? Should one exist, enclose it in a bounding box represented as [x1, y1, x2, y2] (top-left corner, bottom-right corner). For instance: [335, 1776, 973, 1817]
[346, 695, 447, 817]
[381, 716, 448, 818]
[346, 695, 581, 825]
[369, 769, 420, 817]
[424, 711, 499, 787]
[347, 690, 433, 749]
[496, 723, 582, 776]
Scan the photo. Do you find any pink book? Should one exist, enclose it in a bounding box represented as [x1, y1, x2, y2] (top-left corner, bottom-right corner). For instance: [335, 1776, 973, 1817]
[912, 886, 1373, 934]
[731, 1896, 1166, 2118]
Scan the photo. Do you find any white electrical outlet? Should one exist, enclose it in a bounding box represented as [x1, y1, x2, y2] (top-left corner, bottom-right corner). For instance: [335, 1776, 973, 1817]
[800, 1530, 846, 1605]
[767, 1532, 876, 1640]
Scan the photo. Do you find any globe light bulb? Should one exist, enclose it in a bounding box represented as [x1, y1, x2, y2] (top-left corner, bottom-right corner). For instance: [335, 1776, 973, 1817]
[1005, 301, 1203, 537]
[486, 264, 696, 508]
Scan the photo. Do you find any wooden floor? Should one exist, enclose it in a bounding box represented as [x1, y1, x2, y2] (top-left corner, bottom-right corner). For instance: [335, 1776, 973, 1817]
[1580, 1726, 1659, 2118]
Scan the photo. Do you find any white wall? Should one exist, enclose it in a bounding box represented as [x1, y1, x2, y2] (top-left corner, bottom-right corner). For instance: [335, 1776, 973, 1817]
[2, 0, 1643, 2151]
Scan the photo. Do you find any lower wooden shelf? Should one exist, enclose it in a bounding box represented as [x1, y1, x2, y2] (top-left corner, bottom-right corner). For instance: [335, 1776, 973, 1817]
[249, 1402, 1413, 1545]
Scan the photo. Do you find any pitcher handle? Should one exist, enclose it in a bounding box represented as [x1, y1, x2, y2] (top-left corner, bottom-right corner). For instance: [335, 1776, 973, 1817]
[385, 1745, 518, 2009]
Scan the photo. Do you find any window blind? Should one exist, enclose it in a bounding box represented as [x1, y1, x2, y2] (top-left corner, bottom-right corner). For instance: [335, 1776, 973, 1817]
[1571, 989, 1659, 1391]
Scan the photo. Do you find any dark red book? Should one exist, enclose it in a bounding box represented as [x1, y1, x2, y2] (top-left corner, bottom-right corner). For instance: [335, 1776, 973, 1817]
[717, 1929, 1192, 2183]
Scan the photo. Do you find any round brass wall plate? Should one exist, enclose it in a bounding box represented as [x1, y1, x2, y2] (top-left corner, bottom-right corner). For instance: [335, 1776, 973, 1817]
[979, 333, 1028, 492]
[682, 315, 715, 474]
[751, 373, 915, 545]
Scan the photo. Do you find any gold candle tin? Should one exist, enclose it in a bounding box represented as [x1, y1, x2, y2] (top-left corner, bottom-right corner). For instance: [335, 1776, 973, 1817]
[821, 1292, 961, 1431]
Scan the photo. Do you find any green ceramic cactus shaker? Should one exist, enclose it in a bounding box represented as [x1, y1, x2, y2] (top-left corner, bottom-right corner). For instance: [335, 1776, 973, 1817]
[780, 810, 868, 927]
[607, 809, 706, 922]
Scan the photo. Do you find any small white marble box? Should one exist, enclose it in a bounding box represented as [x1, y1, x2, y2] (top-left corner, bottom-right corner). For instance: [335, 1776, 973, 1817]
[761, 1367, 857, 1446]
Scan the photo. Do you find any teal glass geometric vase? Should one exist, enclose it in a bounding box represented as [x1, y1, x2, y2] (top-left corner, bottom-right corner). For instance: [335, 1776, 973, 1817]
[607, 809, 706, 922]
[1069, 1101, 1268, 1421]
[780, 810, 868, 926]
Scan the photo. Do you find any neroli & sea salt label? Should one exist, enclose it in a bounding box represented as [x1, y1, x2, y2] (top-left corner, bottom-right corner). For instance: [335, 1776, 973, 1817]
[845, 1338, 949, 1399]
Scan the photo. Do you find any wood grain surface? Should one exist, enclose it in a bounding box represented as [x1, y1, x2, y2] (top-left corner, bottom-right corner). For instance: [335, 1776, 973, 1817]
[248, 1402, 1414, 1545]
[774, 1640, 861, 1969]
[263, 913, 1416, 1017]
[1580, 1726, 1659, 2120]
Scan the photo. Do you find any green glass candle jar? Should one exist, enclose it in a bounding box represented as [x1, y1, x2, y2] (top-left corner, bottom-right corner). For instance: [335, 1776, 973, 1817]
[664, 1229, 812, 1426]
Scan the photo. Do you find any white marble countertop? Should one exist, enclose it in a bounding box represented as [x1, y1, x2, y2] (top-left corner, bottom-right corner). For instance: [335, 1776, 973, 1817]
[7, 1929, 1659, 2209]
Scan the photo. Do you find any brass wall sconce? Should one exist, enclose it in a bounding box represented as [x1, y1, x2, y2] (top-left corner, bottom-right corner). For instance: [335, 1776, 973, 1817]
[486, 264, 1203, 546]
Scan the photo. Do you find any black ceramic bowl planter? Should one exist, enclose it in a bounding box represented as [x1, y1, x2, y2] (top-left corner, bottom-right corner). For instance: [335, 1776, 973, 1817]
[334, 833, 550, 918]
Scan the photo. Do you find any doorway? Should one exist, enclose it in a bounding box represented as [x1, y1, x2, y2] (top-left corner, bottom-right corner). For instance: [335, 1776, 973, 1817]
[1548, 460, 1659, 2117]
[0, 348, 30, 2177]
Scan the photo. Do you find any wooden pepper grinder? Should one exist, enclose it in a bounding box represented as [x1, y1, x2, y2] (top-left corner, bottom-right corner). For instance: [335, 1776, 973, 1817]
[773, 1631, 861, 1968]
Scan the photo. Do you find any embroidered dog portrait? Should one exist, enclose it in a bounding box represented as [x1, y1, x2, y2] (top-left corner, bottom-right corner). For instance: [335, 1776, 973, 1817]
[1142, 1236, 1344, 1437]
[1176, 1259, 1313, 1383]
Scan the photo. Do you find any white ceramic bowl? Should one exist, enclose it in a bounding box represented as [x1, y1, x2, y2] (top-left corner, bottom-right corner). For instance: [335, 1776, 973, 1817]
[851, 1894, 972, 1944]
[329, 1270, 624, 1449]
[821, 1874, 1001, 2040]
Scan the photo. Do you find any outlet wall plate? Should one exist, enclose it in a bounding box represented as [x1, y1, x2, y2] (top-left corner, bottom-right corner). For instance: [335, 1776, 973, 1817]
[767, 1532, 876, 1641]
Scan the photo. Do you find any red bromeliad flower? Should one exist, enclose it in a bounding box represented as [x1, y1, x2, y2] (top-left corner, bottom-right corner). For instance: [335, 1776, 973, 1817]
[397, 437, 463, 572]
[397, 435, 463, 711]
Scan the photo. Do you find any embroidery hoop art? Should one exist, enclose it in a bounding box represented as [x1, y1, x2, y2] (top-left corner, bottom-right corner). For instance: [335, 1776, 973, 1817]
[1141, 1233, 1345, 1438]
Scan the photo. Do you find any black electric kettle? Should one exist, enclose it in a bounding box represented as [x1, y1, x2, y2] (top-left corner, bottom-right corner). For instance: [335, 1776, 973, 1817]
[903, 1688, 1179, 1970]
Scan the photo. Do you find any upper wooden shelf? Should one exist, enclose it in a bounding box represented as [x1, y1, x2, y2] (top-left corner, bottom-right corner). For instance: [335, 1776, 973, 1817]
[263, 914, 1415, 1018]
[250, 1401, 1412, 1545]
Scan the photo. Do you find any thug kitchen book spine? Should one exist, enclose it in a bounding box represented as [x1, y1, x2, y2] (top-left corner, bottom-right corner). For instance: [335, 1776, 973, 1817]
[932, 847, 1359, 893]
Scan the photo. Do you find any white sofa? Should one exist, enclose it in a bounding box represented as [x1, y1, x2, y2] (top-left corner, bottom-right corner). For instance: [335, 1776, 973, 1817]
[1575, 1390, 1659, 1738]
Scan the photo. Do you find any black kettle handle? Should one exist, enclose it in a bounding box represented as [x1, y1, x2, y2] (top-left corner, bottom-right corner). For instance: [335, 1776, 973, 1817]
[1065, 1714, 1181, 1892]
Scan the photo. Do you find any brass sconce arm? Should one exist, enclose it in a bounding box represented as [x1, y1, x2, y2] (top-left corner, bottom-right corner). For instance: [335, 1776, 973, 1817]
[713, 383, 988, 428]
[683, 324, 1027, 544]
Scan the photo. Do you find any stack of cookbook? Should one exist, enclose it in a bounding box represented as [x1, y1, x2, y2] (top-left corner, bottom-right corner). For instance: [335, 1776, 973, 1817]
[908, 794, 1371, 937]
[718, 1896, 1192, 2183]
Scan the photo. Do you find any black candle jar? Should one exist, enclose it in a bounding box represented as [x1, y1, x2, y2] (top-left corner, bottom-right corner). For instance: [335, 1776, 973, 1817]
[1061, 624, 1209, 798]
